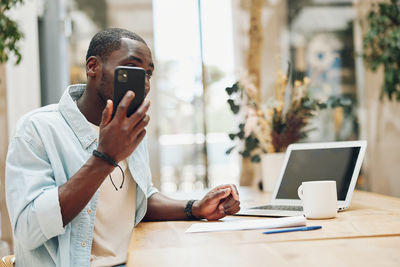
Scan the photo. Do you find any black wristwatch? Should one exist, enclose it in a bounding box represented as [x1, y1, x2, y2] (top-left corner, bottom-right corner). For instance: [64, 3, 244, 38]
[184, 200, 198, 220]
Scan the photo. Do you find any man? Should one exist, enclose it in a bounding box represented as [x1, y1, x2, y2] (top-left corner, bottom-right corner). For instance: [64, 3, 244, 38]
[6, 28, 240, 267]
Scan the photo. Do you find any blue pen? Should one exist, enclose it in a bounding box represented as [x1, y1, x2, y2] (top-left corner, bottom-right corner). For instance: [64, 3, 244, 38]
[263, 225, 322, 234]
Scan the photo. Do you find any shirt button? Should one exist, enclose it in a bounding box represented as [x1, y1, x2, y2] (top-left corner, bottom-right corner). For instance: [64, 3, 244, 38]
[87, 209, 92, 214]
[81, 242, 86, 247]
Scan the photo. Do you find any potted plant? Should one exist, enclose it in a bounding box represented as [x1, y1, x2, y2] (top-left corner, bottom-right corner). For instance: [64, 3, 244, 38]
[225, 69, 352, 191]
[0, 0, 24, 65]
[363, 0, 400, 101]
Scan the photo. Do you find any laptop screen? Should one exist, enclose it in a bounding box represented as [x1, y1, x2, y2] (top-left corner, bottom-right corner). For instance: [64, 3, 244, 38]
[275, 147, 361, 201]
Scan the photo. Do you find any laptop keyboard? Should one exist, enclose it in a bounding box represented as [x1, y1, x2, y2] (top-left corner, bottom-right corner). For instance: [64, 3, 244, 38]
[249, 205, 303, 211]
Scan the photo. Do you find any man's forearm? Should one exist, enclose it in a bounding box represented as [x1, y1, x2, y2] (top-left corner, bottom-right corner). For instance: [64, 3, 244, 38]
[58, 156, 114, 226]
[144, 192, 199, 221]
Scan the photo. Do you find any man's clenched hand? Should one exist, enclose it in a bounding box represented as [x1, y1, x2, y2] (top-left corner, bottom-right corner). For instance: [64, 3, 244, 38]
[192, 184, 240, 220]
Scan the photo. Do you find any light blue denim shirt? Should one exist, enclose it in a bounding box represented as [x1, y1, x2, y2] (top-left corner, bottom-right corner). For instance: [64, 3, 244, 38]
[6, 84, 158, 267]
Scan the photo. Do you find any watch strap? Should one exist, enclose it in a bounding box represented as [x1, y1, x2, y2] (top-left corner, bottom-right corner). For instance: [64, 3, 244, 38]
[184, 200, 197, 220]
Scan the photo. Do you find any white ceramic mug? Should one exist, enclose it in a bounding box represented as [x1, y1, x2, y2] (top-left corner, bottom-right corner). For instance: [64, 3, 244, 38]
[297, 180, 338, 219]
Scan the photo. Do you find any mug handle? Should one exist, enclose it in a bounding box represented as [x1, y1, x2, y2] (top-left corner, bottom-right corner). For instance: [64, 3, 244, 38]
[297, 185, 303, 200]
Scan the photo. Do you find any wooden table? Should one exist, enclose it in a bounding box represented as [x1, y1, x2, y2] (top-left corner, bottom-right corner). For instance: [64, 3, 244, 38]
[127, 188, 400, 267]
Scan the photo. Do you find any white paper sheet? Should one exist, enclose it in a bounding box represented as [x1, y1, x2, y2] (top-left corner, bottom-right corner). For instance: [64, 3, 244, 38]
[185, 215, 306, 233]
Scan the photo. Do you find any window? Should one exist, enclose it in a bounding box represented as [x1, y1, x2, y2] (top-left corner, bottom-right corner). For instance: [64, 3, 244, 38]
[153, 0, 239, 193]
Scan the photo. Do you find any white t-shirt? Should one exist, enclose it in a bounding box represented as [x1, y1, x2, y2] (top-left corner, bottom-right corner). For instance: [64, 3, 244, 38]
[89, 124, 136, 267]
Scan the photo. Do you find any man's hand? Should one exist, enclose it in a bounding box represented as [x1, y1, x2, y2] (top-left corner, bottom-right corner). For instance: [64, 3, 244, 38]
[192, 184, 240, 220]
[59, 92, 150, 226]
[97, 91, 150, 162]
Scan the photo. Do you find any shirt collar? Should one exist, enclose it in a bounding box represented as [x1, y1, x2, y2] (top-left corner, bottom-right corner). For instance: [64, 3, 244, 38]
[59, 84, 98, 150]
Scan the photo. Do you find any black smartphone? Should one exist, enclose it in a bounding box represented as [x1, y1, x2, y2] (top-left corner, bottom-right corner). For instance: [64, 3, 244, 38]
[112, 66, 146, 118]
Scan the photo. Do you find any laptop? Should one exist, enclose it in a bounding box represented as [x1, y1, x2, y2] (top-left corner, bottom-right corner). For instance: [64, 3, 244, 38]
[236, 140, 367, 217]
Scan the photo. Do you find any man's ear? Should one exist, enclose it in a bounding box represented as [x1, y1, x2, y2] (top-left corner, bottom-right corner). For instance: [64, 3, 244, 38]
[86, 56, 101, 77]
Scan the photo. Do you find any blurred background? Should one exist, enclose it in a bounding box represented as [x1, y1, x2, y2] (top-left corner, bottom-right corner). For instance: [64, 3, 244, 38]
[1, 0, 400, 256]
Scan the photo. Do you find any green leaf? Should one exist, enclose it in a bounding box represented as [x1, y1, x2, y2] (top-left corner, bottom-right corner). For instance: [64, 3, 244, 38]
[244, 135, 259, 151]
[225, 86, 234, 95]
[250, 155, 261, 163]
[225, 82, 239, 95]
[237, 123, 245, 139]
[339, 97, 352, 107]
[237, 129, 245, 139]
[240, 150, 250, 158]
[227, 99, 240, 114]
[225, 146, 236, 154]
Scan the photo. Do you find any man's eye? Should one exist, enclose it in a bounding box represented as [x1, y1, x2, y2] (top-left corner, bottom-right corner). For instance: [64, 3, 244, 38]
[145, 73, 152, 80]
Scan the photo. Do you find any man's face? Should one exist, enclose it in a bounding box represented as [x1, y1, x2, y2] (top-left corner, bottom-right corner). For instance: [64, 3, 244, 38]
[97, 38, 154, 104]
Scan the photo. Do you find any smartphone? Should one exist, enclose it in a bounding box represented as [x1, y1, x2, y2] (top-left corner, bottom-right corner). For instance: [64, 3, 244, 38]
[112, 66, 146, 118]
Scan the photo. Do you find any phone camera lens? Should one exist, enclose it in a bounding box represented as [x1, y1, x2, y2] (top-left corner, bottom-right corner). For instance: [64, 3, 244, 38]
[117, 70, 128, 83]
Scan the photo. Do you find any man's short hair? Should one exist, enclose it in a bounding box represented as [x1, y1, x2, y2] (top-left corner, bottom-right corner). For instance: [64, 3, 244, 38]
[86, 28, 147, 61]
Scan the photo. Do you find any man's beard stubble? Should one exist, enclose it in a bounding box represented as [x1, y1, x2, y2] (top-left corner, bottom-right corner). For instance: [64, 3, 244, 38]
[97, 70, 111, 107]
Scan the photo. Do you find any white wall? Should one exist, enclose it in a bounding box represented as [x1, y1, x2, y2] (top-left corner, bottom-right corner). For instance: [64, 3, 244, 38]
[6, 0, 42, 137]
